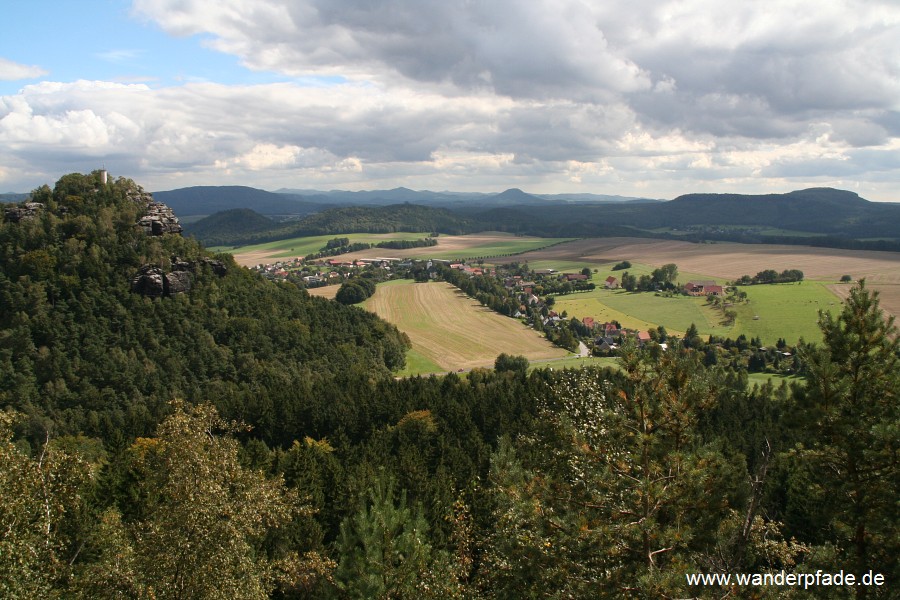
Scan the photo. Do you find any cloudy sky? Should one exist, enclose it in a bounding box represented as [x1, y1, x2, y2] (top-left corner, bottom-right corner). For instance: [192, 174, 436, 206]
[1, 0, 899, 200]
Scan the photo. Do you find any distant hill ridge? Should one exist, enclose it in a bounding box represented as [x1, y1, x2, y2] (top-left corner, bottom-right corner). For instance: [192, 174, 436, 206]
[187, 203, 477, 246]
[658, 187, 892, 235]
[152, 185, 324, 217]
[167, 185, 900, 248]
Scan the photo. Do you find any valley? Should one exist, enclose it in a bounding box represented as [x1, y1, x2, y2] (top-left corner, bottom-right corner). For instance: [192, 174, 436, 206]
[231, 232, 900, 375]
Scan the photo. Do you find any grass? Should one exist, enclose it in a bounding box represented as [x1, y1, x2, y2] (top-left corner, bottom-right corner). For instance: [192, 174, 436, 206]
[420, 236, 576, 260]
[547, 275, 838, 344]
[747, 371, 804, 389]
[214, 231, 431, 258]
[528, 355, 619, 372]
[396, 348, 443, 377]
[525, 260, 722, 287]
[729, 281, 838, 344]
[363, 280, 568, 374]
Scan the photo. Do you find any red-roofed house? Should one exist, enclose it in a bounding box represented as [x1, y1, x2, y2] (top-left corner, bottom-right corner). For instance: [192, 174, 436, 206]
[685, 280, 723, 296]
[605, 276, 619, 289]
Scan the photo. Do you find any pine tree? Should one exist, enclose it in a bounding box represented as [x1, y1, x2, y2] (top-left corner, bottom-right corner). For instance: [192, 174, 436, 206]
[332, 477, 434, 599]
[479, 348, 743, 597]
[796, 281, 899, 596]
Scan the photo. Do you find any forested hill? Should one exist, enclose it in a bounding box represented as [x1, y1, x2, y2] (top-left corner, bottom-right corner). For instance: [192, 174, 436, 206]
[188, 186, 900, 249]
[152, 185, 325, 217]
[193, 202, 478, 245]
[0, 172, 410, 444]
[655, 188, 897, 234]
[182, 207, 278, 246]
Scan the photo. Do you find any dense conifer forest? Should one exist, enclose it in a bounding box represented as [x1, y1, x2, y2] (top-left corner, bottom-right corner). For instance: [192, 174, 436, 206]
[1, 173, 897, 598]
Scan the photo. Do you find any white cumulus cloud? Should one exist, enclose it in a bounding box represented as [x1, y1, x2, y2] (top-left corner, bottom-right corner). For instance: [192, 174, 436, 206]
[0, 58, 48, 81]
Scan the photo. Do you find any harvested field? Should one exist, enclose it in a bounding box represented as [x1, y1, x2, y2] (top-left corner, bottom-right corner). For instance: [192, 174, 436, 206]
[517, 237, 900, 322]
[827, 282, 900, 324]
[306, 285, 339, 300]
[364, 280, 568, 372]
[516, 237, 900, 282]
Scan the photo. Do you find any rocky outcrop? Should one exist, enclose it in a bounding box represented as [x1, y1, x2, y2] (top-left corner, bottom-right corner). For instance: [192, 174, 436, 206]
[4, 202, 44, 223]
[131, 265, 167, 297]
[165, 270, 193, 295]
[137, 202, 183, 236]
[131, 265, 191, 297]
[200, 257, 228, 277]
[125, 181, 183, 236]
[131, 256, 227, 298]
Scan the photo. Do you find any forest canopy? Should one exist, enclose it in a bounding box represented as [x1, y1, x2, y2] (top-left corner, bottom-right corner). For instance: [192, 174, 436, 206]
[1, 173, 897, 598]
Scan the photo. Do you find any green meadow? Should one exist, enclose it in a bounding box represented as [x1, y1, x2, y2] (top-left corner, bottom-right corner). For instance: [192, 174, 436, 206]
[730, 280, 839, 344]
[422, 237, 576, 260]
[551, 288, 728, 338]
[213, 231, 430, 258]
[396, 348, 444, 377]
[550, 276, 839, 345]
[524, 259, 724, 286]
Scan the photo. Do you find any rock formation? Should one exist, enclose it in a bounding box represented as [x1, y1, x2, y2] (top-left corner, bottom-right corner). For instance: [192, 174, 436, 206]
[125, 181, 183, 236]
[137, 201, 183, 236]
[4, 202, 43, 223]
[131, 256, 227, 298]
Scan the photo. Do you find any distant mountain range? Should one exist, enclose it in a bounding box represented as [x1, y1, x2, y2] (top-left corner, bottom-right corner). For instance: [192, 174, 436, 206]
[152, 186, 326, 217]
[175, 186, 900, 251]
[154, 185, 656, 216]
[6, 183, 897, 251]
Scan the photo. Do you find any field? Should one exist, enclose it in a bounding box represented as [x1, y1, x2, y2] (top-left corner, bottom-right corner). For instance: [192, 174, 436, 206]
[221, 232, 430, 266]
[363, 280, 569, 374]
[552, 287, 726, 338]
[235, 232, 900, 354]
[551, 280, 839, 344]
[509, 237, 900, 342]
[306, 285, 339, 300]
[228, 231, 573, 266]
[516, 237, 900, 283]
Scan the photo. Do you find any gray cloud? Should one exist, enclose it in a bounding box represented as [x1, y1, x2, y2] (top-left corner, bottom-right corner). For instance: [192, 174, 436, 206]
[1, 1, 899, 200]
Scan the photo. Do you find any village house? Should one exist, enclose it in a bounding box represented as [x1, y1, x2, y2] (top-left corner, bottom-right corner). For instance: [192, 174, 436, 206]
[684, 280, 724, 296]
[605, 276, 619, 289]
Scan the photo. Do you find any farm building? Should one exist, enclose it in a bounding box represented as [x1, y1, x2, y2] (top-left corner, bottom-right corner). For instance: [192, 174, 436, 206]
[685, 280, 724, 296]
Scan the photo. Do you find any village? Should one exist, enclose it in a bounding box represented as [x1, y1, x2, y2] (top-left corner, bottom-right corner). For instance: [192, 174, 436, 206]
[246, 251, 793, 373]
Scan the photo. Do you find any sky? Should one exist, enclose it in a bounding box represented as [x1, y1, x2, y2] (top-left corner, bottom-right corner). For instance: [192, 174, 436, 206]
[1, 0, 899, 200]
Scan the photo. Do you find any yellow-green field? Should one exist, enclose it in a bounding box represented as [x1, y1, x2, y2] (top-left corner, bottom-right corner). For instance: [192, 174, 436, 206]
[363, 280, 569, 374]
[508, 237, 900, 344]
[550, 280, 839, 344]
[234, 232, 900, 353]
[227, 231, 574, 266]
[221, 232, 430, 266]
